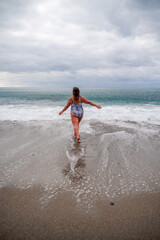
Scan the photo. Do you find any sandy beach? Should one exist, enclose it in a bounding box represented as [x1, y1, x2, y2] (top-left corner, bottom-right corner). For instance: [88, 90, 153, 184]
[1, 187, 160, 240]
[0, 120, 160, 239]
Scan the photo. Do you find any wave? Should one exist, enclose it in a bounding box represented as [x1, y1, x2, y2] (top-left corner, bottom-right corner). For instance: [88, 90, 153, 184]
[0, 103, 160, 125]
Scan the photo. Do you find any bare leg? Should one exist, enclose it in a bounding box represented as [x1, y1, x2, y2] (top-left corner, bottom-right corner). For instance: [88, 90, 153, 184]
[71, 113, 83, 142]
[78, 116, 83, 123]
[77, 117, 83, 141]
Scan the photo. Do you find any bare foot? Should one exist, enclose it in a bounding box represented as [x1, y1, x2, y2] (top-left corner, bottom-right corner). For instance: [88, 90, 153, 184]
[77, 136, 80, 142]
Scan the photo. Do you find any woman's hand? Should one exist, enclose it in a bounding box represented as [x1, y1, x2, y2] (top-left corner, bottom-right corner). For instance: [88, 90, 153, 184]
[96, 105, 102, 109]
[59, 111, 63, 115]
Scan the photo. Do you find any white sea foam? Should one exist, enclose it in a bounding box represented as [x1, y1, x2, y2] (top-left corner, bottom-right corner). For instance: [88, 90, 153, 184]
[66, 147, 84, 172]
[0, 104, 160, 125]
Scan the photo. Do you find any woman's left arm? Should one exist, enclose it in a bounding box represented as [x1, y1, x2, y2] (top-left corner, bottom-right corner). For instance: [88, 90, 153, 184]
[59, 98, 71, 115]
[81, 96, 102, 109]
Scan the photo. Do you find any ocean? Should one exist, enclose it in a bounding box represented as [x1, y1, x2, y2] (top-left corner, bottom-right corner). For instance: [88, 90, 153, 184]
[0, 87, 160, 207]
[0, 87, 160, 123]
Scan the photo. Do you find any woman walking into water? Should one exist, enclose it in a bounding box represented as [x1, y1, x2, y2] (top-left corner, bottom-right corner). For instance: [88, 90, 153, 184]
[59, 87, 102, 142]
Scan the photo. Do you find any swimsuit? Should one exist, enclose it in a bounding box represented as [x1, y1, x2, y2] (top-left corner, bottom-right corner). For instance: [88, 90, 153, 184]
[70, 97, 84, 118]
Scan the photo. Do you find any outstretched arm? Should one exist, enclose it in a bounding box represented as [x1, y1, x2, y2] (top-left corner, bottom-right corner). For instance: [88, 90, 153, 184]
[81, 96, 102, 109]
[59, 98, 71, 115]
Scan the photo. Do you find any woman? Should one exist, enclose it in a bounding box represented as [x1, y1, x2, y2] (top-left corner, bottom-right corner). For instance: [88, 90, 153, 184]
[59, 87, 102, 142]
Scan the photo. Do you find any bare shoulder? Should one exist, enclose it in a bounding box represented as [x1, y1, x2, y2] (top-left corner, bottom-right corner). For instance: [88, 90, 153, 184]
[67, 97, 72, 104]
[81, 96, 85, 102]
[81, 96, 88, 103]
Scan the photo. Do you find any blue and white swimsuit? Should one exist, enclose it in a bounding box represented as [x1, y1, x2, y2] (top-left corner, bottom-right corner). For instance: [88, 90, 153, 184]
[70, 97, 84, 118]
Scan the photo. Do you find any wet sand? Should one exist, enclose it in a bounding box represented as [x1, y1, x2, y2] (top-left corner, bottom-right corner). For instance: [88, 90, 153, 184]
[0, 187, 160, 240]
[0, 120, 160, 239]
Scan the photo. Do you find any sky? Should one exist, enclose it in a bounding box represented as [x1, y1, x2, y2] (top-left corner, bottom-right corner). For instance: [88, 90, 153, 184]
[0, 0, 160, 88]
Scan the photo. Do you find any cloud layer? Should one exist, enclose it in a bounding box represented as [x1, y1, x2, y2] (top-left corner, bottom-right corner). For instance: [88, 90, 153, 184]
[0, 0, 160, 87]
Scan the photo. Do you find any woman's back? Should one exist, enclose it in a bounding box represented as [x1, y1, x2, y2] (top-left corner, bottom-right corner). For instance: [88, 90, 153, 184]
[70, 96, 83, 118]
[71, 96, 81, 104]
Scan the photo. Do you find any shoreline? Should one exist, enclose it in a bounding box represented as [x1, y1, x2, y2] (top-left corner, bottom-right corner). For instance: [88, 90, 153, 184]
[0, 119, 160, 239]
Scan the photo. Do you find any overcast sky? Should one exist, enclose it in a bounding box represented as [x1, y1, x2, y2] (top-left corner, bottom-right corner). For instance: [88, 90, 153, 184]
[0, 0, 160, 88]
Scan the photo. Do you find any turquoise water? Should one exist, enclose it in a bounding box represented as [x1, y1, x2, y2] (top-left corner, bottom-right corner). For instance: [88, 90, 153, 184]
[0, 88, 160, 105]
[0, 88, 160, 122]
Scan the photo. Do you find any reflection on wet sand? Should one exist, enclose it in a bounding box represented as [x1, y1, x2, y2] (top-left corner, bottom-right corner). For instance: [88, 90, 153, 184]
[63, 137, 86, 182]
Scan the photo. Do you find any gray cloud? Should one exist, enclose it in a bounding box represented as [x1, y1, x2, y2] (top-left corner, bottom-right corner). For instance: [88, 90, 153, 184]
[0, 0, 160, 87]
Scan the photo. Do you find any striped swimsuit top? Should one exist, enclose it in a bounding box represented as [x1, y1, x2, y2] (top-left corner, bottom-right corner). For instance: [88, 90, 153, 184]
[70, 96, 84, 118]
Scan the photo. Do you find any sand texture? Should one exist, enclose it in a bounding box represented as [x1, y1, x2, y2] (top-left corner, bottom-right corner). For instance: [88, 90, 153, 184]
[0, 120, 160, 239]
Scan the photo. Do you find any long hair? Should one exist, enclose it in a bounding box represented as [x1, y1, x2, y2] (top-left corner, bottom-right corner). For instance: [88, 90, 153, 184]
[73, 87, 80, 101]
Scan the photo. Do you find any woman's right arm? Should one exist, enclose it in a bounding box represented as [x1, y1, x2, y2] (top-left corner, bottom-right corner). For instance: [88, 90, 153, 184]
[59, 98, 71, 115]
[81, 96, 102, 109]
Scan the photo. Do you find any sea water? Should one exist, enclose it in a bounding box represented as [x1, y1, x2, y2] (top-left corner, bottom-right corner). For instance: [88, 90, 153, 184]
[0, 88, 160, 123]
[0, 88, 160, 210]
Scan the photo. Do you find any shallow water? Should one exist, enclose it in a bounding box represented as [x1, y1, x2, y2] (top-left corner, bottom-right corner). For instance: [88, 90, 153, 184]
[0, 119, 160, 212]
[0, 88, 160, 212]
